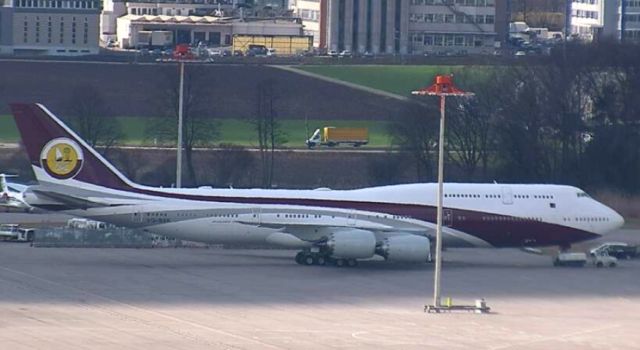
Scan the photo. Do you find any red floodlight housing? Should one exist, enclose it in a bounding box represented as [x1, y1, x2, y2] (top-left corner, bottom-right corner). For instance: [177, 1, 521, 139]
[411, 75, 474, 97]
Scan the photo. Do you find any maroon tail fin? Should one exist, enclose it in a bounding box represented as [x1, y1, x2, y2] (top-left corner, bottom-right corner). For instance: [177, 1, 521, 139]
[10, 103, 134, 191]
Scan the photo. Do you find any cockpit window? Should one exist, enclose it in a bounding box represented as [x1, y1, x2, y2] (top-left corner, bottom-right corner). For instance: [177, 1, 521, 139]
[577, 192, 591, 198]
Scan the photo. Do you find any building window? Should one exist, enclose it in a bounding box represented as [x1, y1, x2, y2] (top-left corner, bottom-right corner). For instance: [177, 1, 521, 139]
[83, 21, 88, 44]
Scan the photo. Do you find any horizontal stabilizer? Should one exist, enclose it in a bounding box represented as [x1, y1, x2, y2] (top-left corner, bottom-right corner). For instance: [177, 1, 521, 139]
[31, 189, 114, 210]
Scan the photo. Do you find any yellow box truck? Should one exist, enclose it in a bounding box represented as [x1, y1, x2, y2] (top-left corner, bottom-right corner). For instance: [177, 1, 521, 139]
[306, 127, 369, 148]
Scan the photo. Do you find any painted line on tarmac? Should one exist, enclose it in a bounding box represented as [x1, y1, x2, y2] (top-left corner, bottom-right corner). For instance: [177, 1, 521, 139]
[0, 265, 286, 350]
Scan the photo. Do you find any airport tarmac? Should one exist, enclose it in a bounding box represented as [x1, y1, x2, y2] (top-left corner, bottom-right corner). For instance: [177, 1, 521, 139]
[1, 229, 639, 350]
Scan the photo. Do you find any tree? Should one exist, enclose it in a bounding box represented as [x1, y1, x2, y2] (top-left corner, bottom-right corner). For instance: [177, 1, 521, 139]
[444, 68, 498, 180]
[388, 102, 440, 181]
[147, 65, 220, 187]
[366, 151, 409, 186]
[251, 79, 287, 188]
[208, 144, 255, 188]
[63, 84, 122, 155]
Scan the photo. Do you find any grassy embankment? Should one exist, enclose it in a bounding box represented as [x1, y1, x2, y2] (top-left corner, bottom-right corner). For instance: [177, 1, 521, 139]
[295, 65, 485, 96]
[0, 115, 392, 148]
[0, 66, 489, 147]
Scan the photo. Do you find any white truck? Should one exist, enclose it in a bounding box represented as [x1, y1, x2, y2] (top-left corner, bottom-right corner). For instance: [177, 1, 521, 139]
[553, 251, 617, 268]
[553, 252, 587, 267]
[0, 224, 34, 242]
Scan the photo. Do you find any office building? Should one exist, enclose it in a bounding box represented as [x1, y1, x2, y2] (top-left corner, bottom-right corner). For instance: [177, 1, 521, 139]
[290, 0, 498, 55]
[0, 0, 100, 55]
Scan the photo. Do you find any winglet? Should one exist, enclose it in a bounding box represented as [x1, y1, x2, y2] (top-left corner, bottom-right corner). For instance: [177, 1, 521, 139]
[9, 103, 134, 191]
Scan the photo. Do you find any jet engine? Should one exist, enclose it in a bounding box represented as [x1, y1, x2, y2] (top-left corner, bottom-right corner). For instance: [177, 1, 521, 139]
[376, 235, 431, 263]
[324, 229, 376, 259]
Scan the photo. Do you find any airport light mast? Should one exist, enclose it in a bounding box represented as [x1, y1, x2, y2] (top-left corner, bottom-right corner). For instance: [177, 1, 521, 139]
[172, 44, 193, 188]
[176, 60, 185, 188]
[412, 75, 474, 310]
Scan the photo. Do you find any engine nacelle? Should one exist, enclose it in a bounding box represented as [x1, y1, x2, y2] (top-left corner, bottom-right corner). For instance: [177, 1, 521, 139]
[325, 229, 376, 259]
[376, 235, 431, 263]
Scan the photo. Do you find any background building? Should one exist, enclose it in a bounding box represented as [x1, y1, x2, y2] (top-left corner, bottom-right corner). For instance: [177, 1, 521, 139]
[289, 0, 322, 47]
[409, 0, 498, 55]
[621, 0, 640, 42]
[569, 0, 617, 41]
[0, 0, 100, 55]
[101, 0, 237, 43]
[290, 0, 499, 55]
[116, 15, 303, 48]
[569, 0, 640, 43]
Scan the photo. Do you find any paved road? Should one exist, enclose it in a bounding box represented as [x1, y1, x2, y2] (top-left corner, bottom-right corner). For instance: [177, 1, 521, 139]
[0, 228, 639, 349]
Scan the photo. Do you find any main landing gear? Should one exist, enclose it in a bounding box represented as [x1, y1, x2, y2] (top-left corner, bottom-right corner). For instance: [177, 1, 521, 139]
[295, 251, 358, 267]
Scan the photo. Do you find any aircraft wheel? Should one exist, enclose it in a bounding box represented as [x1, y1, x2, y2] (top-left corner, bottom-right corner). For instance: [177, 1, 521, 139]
[347, 259, 358, 267]
[295, 252, 305, 265]
[334, 258, 346, 267]
[303, 255, 315, 266]
[315, 255, 326, 266]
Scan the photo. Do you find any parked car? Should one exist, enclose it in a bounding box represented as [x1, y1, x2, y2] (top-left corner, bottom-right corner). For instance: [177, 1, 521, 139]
[208, 49, 222, 57]
[339, 50, 353, 58]
[590, 242, 639, 260]
[327, 50, 338, 57]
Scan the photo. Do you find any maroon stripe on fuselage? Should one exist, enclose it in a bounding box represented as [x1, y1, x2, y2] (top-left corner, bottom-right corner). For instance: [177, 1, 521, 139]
[126, 187, 599, 247]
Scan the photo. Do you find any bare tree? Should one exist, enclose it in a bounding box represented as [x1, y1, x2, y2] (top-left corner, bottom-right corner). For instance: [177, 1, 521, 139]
[444, 69, 499, 180]
[251, 79, 287, 188]
[147, 65, 220, 187]
[207, 144, 255, 188]
[389, 102, 440, 181]
[63, 84, 122, 155]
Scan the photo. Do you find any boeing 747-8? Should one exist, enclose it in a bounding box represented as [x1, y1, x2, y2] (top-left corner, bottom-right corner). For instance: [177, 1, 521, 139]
[9, 103, 624, 266]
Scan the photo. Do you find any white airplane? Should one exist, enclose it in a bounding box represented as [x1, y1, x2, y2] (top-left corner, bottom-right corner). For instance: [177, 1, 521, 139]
[9, 103, 625, 266]
[0, 174, 32, 212]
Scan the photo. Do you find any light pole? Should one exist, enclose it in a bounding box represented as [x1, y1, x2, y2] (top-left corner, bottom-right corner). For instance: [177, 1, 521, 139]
[176, 61, 185, 188]
[412, 75, 473, 309]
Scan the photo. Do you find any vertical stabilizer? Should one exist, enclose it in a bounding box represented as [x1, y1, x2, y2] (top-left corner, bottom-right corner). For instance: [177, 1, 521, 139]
[10, 103, 134, 191]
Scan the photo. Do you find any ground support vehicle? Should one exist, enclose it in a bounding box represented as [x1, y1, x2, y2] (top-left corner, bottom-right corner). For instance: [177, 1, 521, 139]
[306, 127, 369, 148]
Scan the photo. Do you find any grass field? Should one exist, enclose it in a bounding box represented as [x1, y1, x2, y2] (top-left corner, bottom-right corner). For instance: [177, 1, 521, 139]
[0, 115, 392, 148]
[295, 65, 488, 96]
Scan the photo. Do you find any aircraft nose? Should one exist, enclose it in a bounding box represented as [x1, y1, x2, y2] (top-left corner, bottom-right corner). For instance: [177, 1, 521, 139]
[611, 211, 625, 230]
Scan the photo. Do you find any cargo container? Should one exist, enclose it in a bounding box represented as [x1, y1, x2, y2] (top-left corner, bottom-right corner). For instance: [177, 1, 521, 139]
[306, 127, 368, 148]
[233, 35, 312, 56]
